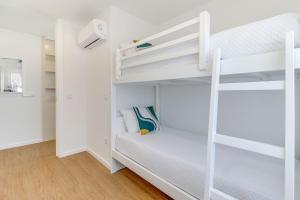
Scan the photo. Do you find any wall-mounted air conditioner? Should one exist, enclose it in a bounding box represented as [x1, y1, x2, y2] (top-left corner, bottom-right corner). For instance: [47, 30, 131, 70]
[78, 19, 107, 49]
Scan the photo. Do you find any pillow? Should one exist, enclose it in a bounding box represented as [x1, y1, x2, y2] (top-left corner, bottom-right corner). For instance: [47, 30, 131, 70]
[120, 109, 140, 133]
[133, 106, 160, 135]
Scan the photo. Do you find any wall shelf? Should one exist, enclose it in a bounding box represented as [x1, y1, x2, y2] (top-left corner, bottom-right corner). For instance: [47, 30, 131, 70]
[46, 53, 55, 57]
[45, 87, 56, 90]
[44, 69, 55, 73]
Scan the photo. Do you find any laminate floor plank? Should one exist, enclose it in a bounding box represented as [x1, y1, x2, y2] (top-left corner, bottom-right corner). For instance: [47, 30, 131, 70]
[0, 141, 172, 200]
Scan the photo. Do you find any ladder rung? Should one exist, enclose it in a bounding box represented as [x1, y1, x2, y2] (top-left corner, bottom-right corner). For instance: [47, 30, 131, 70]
[219, 81, 285, 91]
[211, 188, 239, 200]
[214, 134, 285, 159]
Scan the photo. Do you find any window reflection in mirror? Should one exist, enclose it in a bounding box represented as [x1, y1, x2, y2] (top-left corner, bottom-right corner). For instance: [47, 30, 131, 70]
[0, 58, 23, 93]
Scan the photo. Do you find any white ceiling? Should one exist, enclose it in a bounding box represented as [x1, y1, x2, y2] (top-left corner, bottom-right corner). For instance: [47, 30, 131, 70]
[0, 0, 209, 25]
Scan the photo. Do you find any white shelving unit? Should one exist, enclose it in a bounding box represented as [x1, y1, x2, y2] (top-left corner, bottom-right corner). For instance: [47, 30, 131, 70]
[42, 37, 56, 140]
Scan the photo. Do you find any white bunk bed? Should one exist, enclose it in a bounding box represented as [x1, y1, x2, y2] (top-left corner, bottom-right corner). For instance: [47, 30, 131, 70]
[115, 12, 300, 84]
[112, 11, 299, 200]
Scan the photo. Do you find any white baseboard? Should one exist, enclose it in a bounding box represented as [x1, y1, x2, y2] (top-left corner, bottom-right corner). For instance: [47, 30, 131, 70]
[57, 147, 87, 158]
[57, 147, 111, 170]
[0, 140, 112, 171]
[0, 138, 46, 151]
[87, 148, 111, 170]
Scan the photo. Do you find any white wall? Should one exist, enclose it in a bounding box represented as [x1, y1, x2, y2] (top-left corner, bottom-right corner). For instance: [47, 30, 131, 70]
[116, 85, 155, 112]
[160, 81, 300, 159]
[85, 8, 111, 167]
[159, 0, 300, 33]
[85, 6, 157, 167]
[56, 20, 88, 157]
[0, 28, 44, 149]
[160, 85, 210, 134]
[0, 6, 55, 38]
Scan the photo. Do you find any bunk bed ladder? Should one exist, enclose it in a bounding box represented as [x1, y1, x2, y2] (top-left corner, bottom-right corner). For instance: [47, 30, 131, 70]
[204, 32, 295, 200]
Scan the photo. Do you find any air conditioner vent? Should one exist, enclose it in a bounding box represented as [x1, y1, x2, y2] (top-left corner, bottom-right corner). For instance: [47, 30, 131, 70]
[78, 19, 107, 49]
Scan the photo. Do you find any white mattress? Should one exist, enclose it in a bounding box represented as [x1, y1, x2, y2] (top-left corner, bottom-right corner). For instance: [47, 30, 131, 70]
[211, 13, 300, 59]
[115, 126, 300, 200]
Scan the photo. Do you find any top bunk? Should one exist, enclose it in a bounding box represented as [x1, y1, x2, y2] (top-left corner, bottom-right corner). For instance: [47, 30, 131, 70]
[114, 12, 300, 84]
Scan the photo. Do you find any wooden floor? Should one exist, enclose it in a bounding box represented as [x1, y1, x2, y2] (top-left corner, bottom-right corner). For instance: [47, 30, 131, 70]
[0, 141, 172, 200]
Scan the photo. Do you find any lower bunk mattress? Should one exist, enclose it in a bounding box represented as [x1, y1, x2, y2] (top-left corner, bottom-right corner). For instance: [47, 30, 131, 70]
[115, 126, 300, 200]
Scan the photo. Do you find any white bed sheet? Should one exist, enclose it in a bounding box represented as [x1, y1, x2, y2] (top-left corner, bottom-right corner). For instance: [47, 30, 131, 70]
[115, 126, 300, 200]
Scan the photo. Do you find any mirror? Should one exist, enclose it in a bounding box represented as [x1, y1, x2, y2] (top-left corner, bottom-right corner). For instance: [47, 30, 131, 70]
[0, 58, 23, 93]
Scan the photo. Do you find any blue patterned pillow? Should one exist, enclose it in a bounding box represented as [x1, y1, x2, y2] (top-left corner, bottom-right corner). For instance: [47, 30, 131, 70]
[132, 106, 160, 135]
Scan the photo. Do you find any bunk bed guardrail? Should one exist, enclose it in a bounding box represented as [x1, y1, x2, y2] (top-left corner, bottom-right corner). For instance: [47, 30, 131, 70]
[115, 11, 211, 80]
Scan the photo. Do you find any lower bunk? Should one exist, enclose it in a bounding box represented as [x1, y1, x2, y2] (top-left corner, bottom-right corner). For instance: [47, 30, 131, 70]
[112, 125, 300, 200]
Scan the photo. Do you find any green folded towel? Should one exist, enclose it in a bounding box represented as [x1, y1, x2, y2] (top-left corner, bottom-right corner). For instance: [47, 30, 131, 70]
[137, 43, 153, 49]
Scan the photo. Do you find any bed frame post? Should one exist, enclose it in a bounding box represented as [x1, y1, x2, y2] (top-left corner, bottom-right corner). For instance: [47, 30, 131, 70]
[199, 11, 210, 71]
[111, 84, 125, 173]
[204, 48, 221, 200]
[155, 84, 160, 121]
[116, 48, 122, 80]
[284, 31, 295, 200]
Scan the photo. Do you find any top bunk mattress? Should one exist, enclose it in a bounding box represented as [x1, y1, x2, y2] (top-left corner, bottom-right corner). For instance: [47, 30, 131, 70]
[210, 13, 300, 59]
[115, 126, 300, 200]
